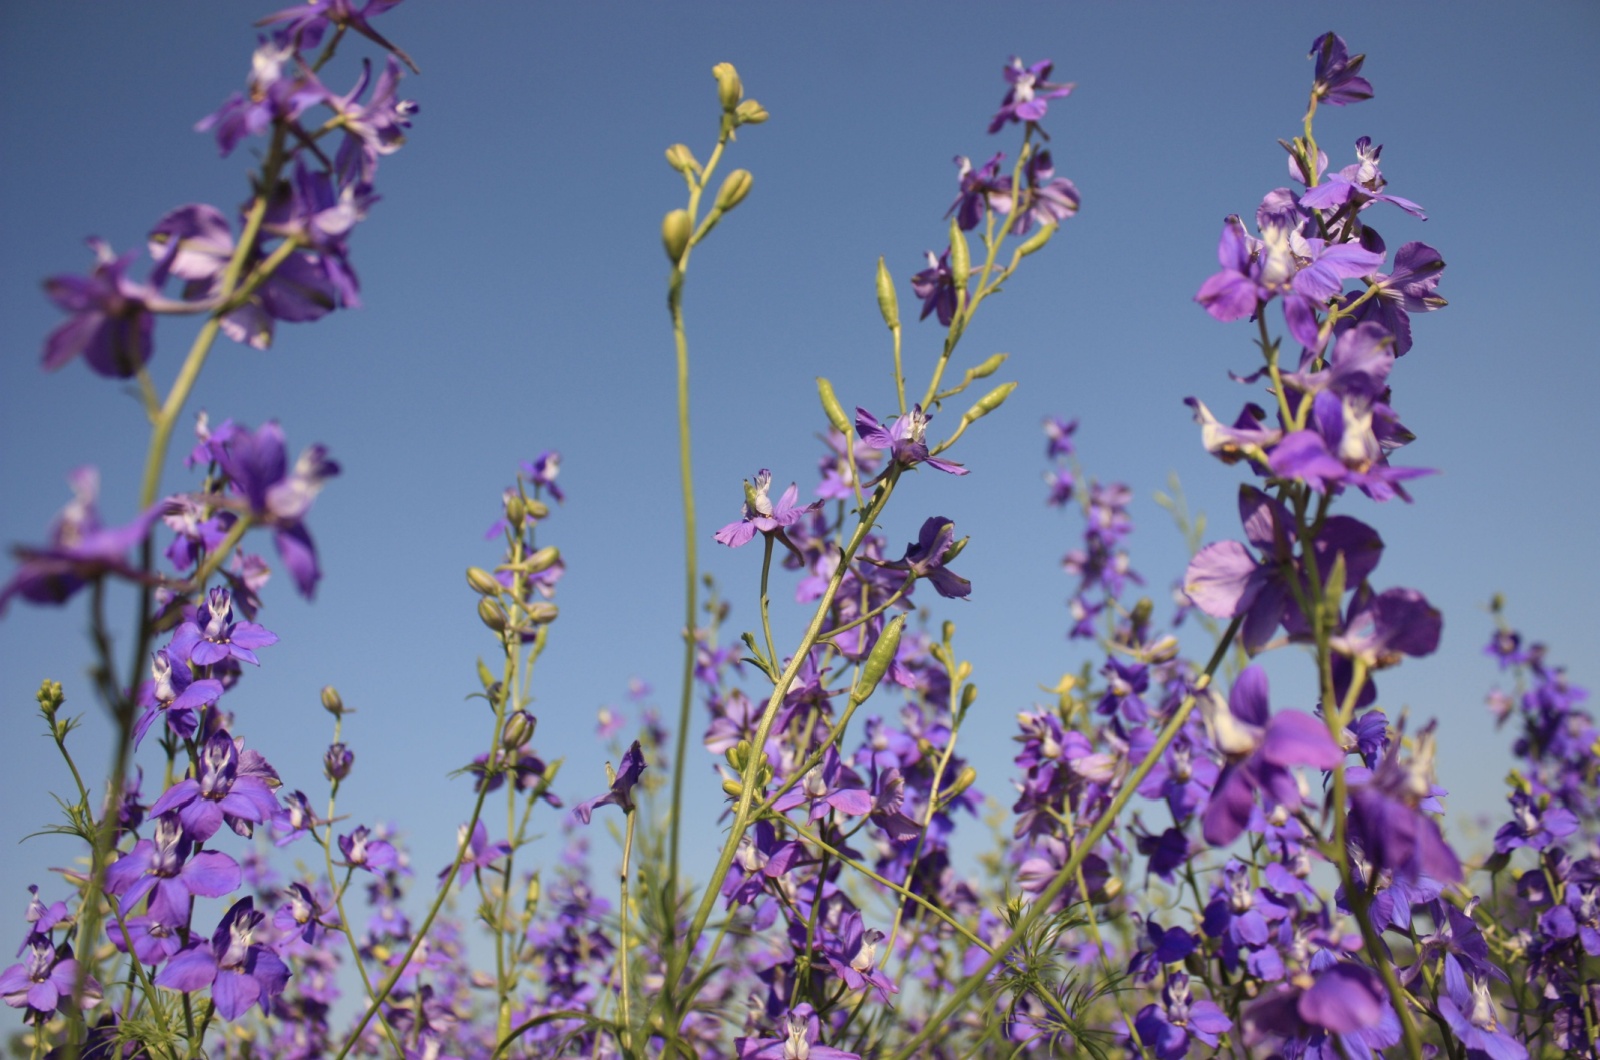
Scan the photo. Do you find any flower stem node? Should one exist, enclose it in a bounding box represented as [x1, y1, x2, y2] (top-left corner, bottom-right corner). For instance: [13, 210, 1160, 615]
[662, 209, 692, 264]
[466, 567, 501, 595]
[711, 62, 743, 112]
[714, 169, 753, 213]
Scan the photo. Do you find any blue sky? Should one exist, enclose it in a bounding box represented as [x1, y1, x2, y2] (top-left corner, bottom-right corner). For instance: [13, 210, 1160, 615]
[2, 2, 1597, 925]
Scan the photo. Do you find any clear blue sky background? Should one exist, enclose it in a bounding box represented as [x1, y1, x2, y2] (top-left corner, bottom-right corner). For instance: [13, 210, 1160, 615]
[2, 2, 1597, 932]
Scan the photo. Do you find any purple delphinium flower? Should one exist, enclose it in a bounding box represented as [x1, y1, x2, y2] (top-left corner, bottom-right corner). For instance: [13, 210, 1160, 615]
[910, 249, 960, 326]
[170, 586, 279, 667]
[573, 740, 647, 824]
[196, 38, 325, 157]
[147, 730, 282, 840]
[1437, 975, 1527, 1060]
[1345, 725, 1462, 885]
[736, 1003, 860, 1059]
[1010, 150, 1079, 235]
[773, 746, 874, 822]
[854, 406, 967, 477]
[106, 887, 187, 968]
[437, 821, 512, 889]
[1, 937, 100, 1019]
[0, 468, 171, 616]
[337, 825, 398, 873]
[1493, 790, 1578, 854]
[521, 450, 564, 503]
[153, 897, 290, 1020]
[877, 516, 971, 599]
[1329, 586, 1442, 670]
[947, 152, 1013, 231]
[258, 0, 419, 77]
[134, 649, 225, 746]
[272, 882, 339, 945]
[1200, 665, 1344, 847]
[820, 911, 896, 1001]
[1134, 972, 1231, 1060]
[1343, 241, 1447, 357]
[323, 54, 419, 182]
[1242, 962, 1387, 1050]
[988, 57, 1074, 134]
[714, 470, 821, 549]
[105, 812, 243, 910]
[41, 239, 182, 378]
[211, 421, 340, 597]
[1309, 33, 1373, 107]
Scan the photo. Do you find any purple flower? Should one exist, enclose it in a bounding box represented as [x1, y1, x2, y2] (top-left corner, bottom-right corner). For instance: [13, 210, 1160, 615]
[258, 0, 418, 76]
[988, 57, 1074, 134]
[1, 937, 100, 1018]
[147, 730, 282, 841]
[337, 825, 398, 873]
[170, 587, 279, 667]
[324, 55, 418, 182]
[272, 882, 339, 944]
[213, 421, 340, 596]
[107, 888, 187, 968]
[1011, 150, 1079, 234]
[947, 152, 1013, 231]
[1268, 390, 1434, 502]
[714, 470, 822, 548]
[1343, 241, 1447, 357]
[196, 39, 325, 156]
[0, 468, 171, 616]
[1493, 790, 1578, 854]
[736, 1004, 860, 1059]
[153, 898, 290, 1020]
[1437, 976, 1527, 1060]
[820, 911, 896, 1001]
[1329, 586, 1442, 669]
[1134, 973, 1231, 1059]
[1200, 665, 1344, 847]
[1242, 963, 1387, 1047]
[573, 740, 647, 824]
[877, 516, 971, 599]
[1299, 138, 1426, 220]
[42, 239, 174, 377]
[1309, 33, 1373, 107]
[437, 821, 512, 889]
[910, 249, 960, 326]
[773, 746, 874, 821]
[1345, 725, 1462, 885]
[105, 812, 243, 911]
[854, 406, 967, 476]
[521, 450, 565, 503]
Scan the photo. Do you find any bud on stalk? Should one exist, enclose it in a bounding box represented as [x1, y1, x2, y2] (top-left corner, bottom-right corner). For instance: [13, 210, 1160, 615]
[816, 377, 851, 435]
[734, 99, 768, 125]
[525, 545, 561, 574]
[947, 218, 971, 295]
[711, 62, 742, 111]
[714, 169, 753, 212]
[851, 615, 905, 705]
[662, 209, 692, 264]
[875, 257, 899, 330]
[478, 598, 510, 632]
[664, 143, 699, 174]
[466, 567, 501, 595]
[961, 381, 1016, 423]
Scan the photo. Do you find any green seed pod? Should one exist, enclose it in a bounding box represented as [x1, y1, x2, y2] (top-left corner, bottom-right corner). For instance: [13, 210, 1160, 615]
[968, 352, 1008, 379]
[478, 598, 509, 633]
[852, 614, 905, 705]
[662, 209, 692, 264]
[523, 498, 550, 520]
[711, 62, 743, 111]
[816, 377, 851, 435]
[502, 710, 536, 751]
[962, 381, 1016, 423]
[664, 143, 700, 174]
[874, 257, 899, 330]
[1018, 221, 1056, 257]
[715, 169, 753, 212]
[320, 685, 346, 716]
[466, 567, 501, 595]
[1131, 597, 1154, 630]
[504, 495, 526, 525]
[525, 546, 561, 574]
[734, 99, 768, 125]
[525, 602, 560, 625]
[947, 217, 970, 294]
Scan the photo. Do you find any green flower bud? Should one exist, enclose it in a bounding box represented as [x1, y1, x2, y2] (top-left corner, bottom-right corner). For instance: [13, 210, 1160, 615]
[504, 495, 526, 525]
[948, 217, 970, 294]
[525, 602, 560, 625]
[36, 680, 64, 721]
[1130, 597, 1154, 629]
[816, 377, 851, 435]
[662, 209, 692, 264]
[940, 534, 969, 565]
[938, 765, 978, 808]
[502, 710, 536, 751]
[968, 352, 1008, 379]
[466, 567, 501, 595]
[525, 546, 561, 574]
[961, 381, 1016, 423]
[875, 257, 899, 330]
[1090, 875, 1124, 905]
[959, 682, 978, 714]
[478, 598, 509, 632]
[852, 614, 905, 705]
[664, 143, 700, 174]
[1018, 222, 1056, 257]
[734, 99, 768, 125]
[722, 777, 744, 798]
[726, 739, 751, 772]
[715, 169, 753, 212]
[320, 685, 347, 716]
[711, 62, 742, 111]
[523, 498, 550, 521]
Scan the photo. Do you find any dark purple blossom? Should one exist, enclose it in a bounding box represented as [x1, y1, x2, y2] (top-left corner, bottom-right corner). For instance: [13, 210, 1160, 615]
[1134, 973, 1230, 1060]
[736, 1003, 859, 1059]
[337, 825, 398, 872]
[1, 938, 100, 1019]
[988, 57, 1074, 134]
[1437, 975, 1527, 1060]
[41, 239, 182, 377]
[1010, 150, 1079, 234]
[1493, 790, 1579, 854]
[170, 586, 279, 667]
[258, 0, 418, 76]
[213, 421, 340, 596]
[196, 38, 325, 156]
[437, 821, 512, 889]
[877, 516, 971, 599]
[573, 740, 646, 824]
[1309, 33, 1373, 107]
[105, 812, 243, 910]
[947, 152, 1012, 231]
[910, 249, 960, 326]
[147, 730, 282, 840]
[153, 897, 290, 1020]
[819, 911, 896, 1001]
[855, 406, 967, 476]
[1343, 241, 1447, 356]
[1345, 725, 1462, 885]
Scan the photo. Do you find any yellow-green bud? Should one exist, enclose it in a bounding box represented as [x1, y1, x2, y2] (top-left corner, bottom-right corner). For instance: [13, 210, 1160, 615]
[816, 377, 851, 435]
[504, 495, 526, 525]
[969, 352, 1008, 379]
[947, 217, 970, 294]
[36, 680, 64, 721]
[523, 498, 550, 520]
[502, 710, 536, 751]
[722, 777, 745, 799]
[662, 209, 692, 264]
[478, 598, 509, 632]
[715, 169, 753, 212]
[466, 567, 501, 595]
[726, 739, 751, 772]
[734, 99, 768, 125]
[524, 874, 541, 913]
[940, 765, 978, 805]
[852, 614, 905, 705]
[320, 685, 346, 716]
[959, 682, 978, 714]
[664, 143, 699, 174]
[875, 257, 899, 330]
[940, 533, 969, 565]
[1018, 222, 1056, 257]
[525, 546, 561, 574]
[711, 62, 742, 111]
[525, 602, 560, 625]
[1145, 635, 1180, 664]
[962, 381, 1016, 423]
[1090, 875, 1124, 905]
[1131, 597, 1153, 629]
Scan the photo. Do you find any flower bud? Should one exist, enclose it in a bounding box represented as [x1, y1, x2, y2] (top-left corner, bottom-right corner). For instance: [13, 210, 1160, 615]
[466, 567, 501, 595]
[722, 777, 744, 799]
[523, 498, 550, 520]
[947, 218, 970, 294]
[478, 598, 510, 632]
[726, 739, 751, 772]
[940, 534, 969, 565]
[662, 209, 692, 264]
[961, 381, 1016, 423]
[36, 680, 64, 722]
[939, 765, 978, 807]
[816, 377, 851, 435]
[502, 710, 536, 751]
[1090, 875, 1123, 905]
[968, 352, 1008, 379]
[525, 546, 561, 574]
[852, 614, 905, 705]
[525, 602, 560, 624]
[711, 62, 743, 111]
[875, 257, 900, 330]
[734, 99, 768, 125]
[504, 495, 526, 525]
[714, 169, 753, 212]
[1130, 597, 1154, 629]
[323, 742, 353, 782]
[664, 143, 700, 174]
[1018, 222, 1056, 257]
[320, 685, 347, 716]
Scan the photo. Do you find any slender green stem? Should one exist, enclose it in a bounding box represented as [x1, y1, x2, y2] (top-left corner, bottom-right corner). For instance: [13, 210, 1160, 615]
[758, 533, 778, 671]
[617, 809, 637, 1053]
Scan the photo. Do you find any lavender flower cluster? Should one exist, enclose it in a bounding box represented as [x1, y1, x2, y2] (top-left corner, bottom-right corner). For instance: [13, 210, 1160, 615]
[4, 11, 1596, 1060]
